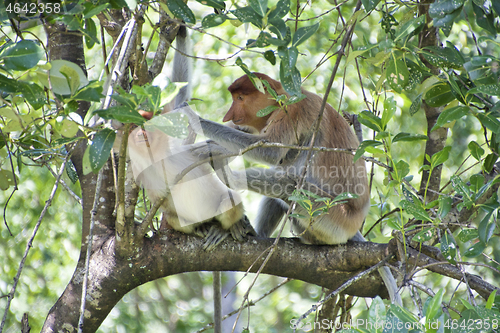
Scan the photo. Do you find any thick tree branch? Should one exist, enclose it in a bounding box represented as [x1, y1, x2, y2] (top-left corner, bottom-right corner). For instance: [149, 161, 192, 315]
[42, 233, 391, 332]
[42, 227, 499, 332]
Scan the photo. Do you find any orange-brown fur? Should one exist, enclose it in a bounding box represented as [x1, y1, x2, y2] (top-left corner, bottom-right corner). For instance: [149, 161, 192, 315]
[225, 73, 369, 244]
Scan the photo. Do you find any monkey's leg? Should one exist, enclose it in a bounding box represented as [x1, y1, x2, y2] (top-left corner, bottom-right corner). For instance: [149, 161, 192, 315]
[254, 197, 289, 238]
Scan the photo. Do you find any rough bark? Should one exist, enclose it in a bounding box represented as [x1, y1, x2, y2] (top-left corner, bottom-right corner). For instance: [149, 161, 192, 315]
[418, 0, 448, 202]
[42, 230, 393, 332]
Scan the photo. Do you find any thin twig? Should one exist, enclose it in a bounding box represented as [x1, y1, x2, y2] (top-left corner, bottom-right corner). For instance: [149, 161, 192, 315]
[195, 278, 291, 333]
[45, 164, 82, 206]
[0, 153, 70, 333]
[77, 168, 104, 333]
[293, 255, 389, 331]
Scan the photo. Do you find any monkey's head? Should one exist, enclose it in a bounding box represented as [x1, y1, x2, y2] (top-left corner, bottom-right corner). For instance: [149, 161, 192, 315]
[224, 73, 285, 132]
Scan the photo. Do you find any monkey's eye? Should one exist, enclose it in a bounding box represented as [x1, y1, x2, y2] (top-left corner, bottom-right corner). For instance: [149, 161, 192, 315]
[237, 95, 244, 101]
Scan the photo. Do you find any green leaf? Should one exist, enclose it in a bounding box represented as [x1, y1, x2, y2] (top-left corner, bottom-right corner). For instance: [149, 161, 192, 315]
[353, 140, 383, 162]
[143, 113, 189, 139]
[248, 0, 268, 17]
[420, 46, 465, 69]
[0, 169, 17, 190]
[167, 0, 196, 24]
[257, 105, 279, 117]
[404, 60, 424, 92]
[486, 290, 497, 310]
[264, 50, 276, 65]
[268, 0, 290, 19]
[438, 195, 452, 219]
[269, 18, 288, 40]
[279, 62, 301, 95]
[381, 96, 396, 129]
[426, 289, 444, 321]
[72, 84, 104, 102]
[412, 227, 435, 242]
[94, 106, 145, 125]
[483, 153, 498, 173]
[66, 160, 79, 184]
[358, 111, 382, 132]
[89, 129, 116, 173]
[465, 55, 500, 84]
[20, 82, 46, 110]
[429, 0, 464, 17]
[400, 199, 433, 222]
[368, 296, 386, 323]
[83, 18, 98, 49]
[202, 13, 227, 28]
[332, 192, 358, 202]
[463, 241, 486, 257]
[457, 228, 478, 242]
[82, 140, 93, 175]
[470, 174, 485, 194]
[451, 175, 473, 210]
[195, 0, 225, 9]
[468, 141, 484, 161]
[440, 233, 457, 263]
[83, 3, 110, 19]
[0, 73, 19, 93]
[60, 118, 79, 138]
[231, 6, 263, 28]
[478, 212, 495, 244]
[472, 2, 496, 36]
[256, 32, 287, 47]
[409, 93, 423, 116]
[361, 0, 381, 12]
[394, 15, 425, 42]
[430, 146, 451, 167]
[386, 57, 410, 94]
[284, 94, 306, 106]
[144, 85, 162, 111]
[59, 65, 81, 96]
[431, 106, 469, 131]
[476, 112, 500, 134]
[424, 82, 455, 107]
[291, 23, 319, 47]
[392, 160, 410, 181]
[37, 60, 89, 95]
[393, 133, 428, 143]
[467, 84, 500, 97]
[2, 39, 44, 71]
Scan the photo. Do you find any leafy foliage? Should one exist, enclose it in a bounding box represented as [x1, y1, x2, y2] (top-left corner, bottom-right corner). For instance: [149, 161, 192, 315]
[1, 0, 500, 331]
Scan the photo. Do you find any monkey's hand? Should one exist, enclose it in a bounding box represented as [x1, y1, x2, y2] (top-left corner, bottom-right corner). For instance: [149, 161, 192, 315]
[229, 215, 256, 242]
[173, 103, 203, 134]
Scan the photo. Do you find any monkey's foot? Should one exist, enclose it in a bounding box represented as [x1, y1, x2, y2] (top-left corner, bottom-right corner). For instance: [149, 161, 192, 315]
[194, 223, 231, 251]
[229, 215, 257, 242]
[194, 216, 256, 251]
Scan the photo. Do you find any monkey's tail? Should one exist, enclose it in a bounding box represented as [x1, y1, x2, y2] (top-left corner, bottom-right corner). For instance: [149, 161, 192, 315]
[172, 25, 192, 108]
[351, 231, 403, 306]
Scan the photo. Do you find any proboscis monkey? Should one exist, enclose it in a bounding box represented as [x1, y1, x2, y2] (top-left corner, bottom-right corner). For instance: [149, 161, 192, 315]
[125, 28, 255, 251]
[181, 72, 402, 305]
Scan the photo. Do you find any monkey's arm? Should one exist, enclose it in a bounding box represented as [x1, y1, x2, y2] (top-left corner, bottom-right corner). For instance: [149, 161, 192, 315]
[181, 106, 288, 165]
